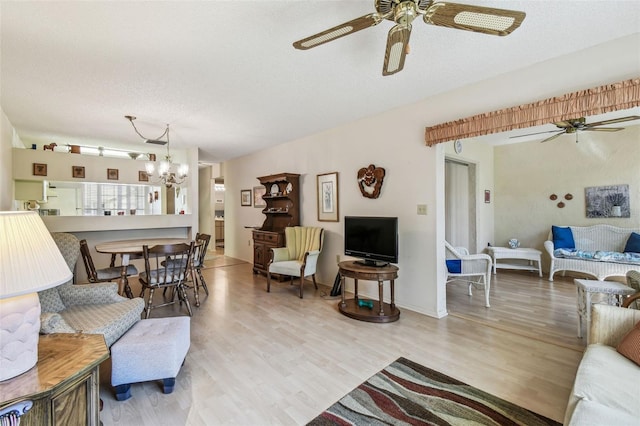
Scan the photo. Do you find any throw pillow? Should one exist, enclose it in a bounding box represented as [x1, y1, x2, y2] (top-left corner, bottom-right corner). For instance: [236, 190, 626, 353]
[623, 232, 640, 254]
[552, 226, 575, 250]
[617, 320, 640, 366]
[446, 259, 461, 274]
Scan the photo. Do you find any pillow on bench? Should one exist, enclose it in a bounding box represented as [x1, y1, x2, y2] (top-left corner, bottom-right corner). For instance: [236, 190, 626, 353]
[552, 225, 575, 250]
[624, 232, 640, 254]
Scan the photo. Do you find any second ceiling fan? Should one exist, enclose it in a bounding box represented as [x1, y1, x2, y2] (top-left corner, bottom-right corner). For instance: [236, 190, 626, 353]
[293, 0, 526, 76]
[510, 115, 640, 143]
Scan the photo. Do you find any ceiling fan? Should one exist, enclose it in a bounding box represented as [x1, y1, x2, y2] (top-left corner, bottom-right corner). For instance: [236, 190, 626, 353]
[510, 115, 640, 143]
[292, 0, 526, 76]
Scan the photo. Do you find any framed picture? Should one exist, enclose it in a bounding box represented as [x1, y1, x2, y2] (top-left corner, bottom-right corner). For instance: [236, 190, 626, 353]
[484, 190, 491, 204]
[33, 163, 47, 176]
[72, 166, 85, 179]
[107, 168, 119, 180]
[138, 171, 149, 182]
[253, 186, 266, 208]
[241, 189, 252, 206]
[317, 172, 339, 221]
[585, 184, 630, 218]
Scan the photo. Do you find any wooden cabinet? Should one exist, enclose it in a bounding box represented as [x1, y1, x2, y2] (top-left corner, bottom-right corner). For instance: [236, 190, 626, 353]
[252, 173, 300, 275]
[0, 333, 108, 426]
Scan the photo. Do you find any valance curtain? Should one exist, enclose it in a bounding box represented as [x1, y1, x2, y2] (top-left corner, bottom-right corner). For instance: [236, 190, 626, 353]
[425, 78, 640, 146]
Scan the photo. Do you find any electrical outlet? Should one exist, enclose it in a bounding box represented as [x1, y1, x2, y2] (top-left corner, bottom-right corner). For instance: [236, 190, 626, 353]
[417, 204, 427, 215]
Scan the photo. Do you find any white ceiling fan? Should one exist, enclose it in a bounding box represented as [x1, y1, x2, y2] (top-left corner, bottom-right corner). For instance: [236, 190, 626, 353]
[293, 0, 526, 76]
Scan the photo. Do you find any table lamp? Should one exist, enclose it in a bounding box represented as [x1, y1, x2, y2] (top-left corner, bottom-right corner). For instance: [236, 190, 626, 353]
[0, 211, 72, 381]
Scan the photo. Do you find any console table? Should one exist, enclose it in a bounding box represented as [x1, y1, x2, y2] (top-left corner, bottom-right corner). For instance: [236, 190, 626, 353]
[338, 261, 400, 323]
[0, 333, 108, 426]
[574, 279, 635, 339]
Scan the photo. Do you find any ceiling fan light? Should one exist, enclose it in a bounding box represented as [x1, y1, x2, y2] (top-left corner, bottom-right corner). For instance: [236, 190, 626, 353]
[454, 12, 515, 32]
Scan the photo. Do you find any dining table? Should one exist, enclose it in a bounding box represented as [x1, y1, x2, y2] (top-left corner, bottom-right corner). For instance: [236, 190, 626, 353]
[95, 238, 190, 298]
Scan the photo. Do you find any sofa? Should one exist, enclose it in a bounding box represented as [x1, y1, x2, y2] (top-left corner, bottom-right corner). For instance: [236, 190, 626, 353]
[38, 232, 144, 347]
[563, 304, 640, 425]
[544, 224, 640, 281]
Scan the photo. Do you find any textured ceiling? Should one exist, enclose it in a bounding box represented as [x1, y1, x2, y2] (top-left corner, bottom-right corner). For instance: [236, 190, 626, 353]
[1, 1, 639, 163]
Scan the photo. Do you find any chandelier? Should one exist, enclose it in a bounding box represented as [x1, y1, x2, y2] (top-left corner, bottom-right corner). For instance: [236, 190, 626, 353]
[125, 115, 188, 188]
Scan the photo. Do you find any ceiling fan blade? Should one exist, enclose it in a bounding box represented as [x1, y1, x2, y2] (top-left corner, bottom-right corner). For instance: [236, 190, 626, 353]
[553, 120, 580, 128]
[583, 127, 625, 132]
[540, 132, 565, 143]
[584, 115, 640, 127]
[382, 24, 412, 76]
[423, 2, 525, 36]
[509, 129, 563, 139]
[293, 13, 383, 50]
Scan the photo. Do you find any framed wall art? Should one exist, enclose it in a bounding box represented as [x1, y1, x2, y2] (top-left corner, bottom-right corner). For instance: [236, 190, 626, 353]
[72, 166, 85, 179]
[241, 189, 252, 206]
[33, 163, 47, 176]
[107, 168, 119, 180]
[585, 184, 630, 218]
[138, 171, 149, 182]
[253, 186, 266, 208]
[484, 190, 491, 204]
[317, 172, 339, 222]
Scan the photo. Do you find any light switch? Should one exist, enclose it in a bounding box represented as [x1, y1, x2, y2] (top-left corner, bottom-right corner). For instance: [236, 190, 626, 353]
[417, 204, 427, 215]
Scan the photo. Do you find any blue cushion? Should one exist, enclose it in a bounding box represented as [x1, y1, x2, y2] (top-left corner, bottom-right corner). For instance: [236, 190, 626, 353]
[446, 259, 461, 274]
[552, 226, 575, 250]
[624, 232, 640, 254]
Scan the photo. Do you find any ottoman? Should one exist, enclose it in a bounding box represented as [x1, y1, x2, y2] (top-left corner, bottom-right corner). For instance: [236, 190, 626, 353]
[111, 316, 190, 401]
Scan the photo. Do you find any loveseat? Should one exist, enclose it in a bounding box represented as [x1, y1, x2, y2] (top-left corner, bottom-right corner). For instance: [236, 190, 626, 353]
[544, 224, 640, 281]
[38, 232, 144, 347]
[563, 304, 640, 425]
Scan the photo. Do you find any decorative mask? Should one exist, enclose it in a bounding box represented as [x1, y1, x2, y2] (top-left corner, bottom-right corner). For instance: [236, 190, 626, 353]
[357, 164, 385, 199]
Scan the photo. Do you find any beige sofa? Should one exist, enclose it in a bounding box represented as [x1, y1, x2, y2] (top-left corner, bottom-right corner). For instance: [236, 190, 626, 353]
[564, 304, 640, 425]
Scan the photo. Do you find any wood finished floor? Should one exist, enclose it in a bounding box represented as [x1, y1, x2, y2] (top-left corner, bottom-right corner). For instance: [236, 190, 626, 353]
[99, 256, 584, 425]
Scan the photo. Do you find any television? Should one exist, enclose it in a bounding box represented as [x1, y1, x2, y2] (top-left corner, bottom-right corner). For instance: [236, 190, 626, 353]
[344, 216, 398, 266]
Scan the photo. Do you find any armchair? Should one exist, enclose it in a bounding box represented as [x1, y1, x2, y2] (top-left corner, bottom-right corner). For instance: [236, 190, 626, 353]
[622, 270, 640, 309]
[38, 233, 144, 347]
[445, 241, 492, 307]
[267, 227, 324, 298]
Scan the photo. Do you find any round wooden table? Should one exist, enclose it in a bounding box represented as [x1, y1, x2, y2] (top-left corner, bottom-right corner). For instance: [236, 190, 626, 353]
[338, 260, 400, 323]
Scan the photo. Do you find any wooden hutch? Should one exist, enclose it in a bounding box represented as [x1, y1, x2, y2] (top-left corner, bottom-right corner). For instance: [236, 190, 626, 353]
[252, 173, 300, 275]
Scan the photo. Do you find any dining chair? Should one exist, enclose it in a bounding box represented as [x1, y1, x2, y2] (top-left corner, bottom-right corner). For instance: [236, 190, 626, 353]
[139, 242, 195, 318]
[80, 239, 138, 289]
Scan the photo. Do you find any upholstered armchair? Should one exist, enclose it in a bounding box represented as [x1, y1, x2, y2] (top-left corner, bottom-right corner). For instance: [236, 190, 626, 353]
[38, 232, 144, 347]
[445, 241, 492, 307]
[267, 227, 324, 298]
[622, 270, 640, 309]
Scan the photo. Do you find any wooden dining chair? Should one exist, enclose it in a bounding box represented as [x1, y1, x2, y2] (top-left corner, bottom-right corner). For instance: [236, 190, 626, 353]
[80, 239, 138, 293]
[163, 233, 210, 307]
[139, 242, 195, 318]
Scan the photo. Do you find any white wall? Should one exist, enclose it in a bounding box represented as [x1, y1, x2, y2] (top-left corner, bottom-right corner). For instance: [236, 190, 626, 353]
[494, 126, 640, 261]
[0, 109, 16, 210]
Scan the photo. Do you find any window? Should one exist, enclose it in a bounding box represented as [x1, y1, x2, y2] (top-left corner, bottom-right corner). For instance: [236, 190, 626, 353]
[81, 183, 155, 215]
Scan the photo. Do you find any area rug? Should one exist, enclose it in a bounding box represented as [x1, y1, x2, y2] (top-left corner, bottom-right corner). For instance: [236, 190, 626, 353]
[308, 357, 561, 426]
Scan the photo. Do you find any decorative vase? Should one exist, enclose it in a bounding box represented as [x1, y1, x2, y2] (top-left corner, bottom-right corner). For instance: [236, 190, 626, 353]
[508, 239, 520, 249]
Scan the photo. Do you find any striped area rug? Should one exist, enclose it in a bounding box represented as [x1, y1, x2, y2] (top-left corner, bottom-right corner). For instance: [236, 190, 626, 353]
[308, 357, 561, 426]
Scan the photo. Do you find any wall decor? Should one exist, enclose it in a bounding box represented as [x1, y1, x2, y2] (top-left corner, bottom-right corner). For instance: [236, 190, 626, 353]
[33, 163, 47, 176]
[484, 190, 491, 204]
[138, 171, 149, 182]
[585, 184, 630, 218]
[253, 186, 266, 208]
[43, 143, 57, 151]
[317, 172, 339, 222]
[107, 168, 119, 180]
[565, 193, 573, 200]
[549, 194, 557, 200]
[72, 166, 85, 179]
[241, 189, 252, 206]
[357, 164, 385, 199]
[557, 201, 565, 208]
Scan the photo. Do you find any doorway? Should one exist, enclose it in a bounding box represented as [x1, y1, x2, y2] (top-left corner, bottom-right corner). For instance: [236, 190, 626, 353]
[444, 159, 477, 251]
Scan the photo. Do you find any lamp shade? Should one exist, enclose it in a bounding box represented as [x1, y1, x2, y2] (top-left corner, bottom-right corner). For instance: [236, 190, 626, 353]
[0, 211, 72, 298]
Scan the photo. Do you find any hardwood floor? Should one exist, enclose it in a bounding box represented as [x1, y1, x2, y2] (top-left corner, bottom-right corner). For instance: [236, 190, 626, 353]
[99, 259, 583, 425]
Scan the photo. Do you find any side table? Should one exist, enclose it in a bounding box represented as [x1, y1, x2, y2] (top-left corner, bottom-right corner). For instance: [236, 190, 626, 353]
[574, 279, 635, 339]
[0, 333, 108, 426]
[486, 246, 542, 277]
[338, 261, 400, 323]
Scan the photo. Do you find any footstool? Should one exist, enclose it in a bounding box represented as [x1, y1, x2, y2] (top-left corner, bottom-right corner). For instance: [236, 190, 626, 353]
[111, 316, 190, 401]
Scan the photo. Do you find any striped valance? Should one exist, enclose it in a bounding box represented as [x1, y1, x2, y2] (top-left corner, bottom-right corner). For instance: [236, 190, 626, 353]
[425, 78, 640, 146]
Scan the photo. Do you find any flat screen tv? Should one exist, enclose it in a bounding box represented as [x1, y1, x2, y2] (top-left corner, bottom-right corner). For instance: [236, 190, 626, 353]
[344, 216, 398, 266]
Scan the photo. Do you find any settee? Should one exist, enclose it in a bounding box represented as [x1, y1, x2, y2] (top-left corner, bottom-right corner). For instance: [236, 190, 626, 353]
[563, 304, 640, 425]
[38, 232, 144, 347]
[544, 224, 640, 281]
